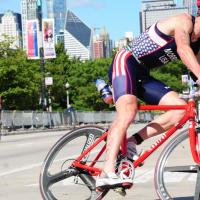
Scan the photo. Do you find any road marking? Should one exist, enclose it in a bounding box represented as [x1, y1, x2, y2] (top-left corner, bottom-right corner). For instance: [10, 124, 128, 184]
[0, 162, 42, 177]
[25, 168, 198, 188]
[0, 151, 99, 177]
[25, 183, 39, 187]
[16, 142, 34, 147]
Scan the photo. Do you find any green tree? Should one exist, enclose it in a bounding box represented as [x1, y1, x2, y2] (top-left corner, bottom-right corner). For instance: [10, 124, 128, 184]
[0, 38, 190, 111]
[68, 58, 113, 111]
[0, 40, 40, 110]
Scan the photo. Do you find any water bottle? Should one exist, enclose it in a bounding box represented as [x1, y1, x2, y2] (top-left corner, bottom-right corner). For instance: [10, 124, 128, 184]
[95, 79, 113, 104]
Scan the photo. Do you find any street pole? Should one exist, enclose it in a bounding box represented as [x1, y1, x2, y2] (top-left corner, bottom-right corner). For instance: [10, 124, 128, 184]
[65, 82, 70, 109]
[37, 0, 46, 111]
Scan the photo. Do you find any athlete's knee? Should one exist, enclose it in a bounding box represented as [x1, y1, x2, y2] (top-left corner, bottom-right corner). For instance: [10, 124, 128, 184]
[115, 95, 138, 127]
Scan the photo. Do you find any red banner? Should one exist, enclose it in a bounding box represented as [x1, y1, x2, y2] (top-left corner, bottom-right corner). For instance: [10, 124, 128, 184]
[26, 20, 39, 59]
[197, 0, 200, 7]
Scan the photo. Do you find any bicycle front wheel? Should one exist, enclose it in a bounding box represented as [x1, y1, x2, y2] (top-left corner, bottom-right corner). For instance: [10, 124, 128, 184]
[155, 128, 200, 200]
[39, 125, 108, 200]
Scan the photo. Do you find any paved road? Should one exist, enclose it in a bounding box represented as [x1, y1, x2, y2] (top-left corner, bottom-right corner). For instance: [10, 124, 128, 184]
[0, 124, 197, 200]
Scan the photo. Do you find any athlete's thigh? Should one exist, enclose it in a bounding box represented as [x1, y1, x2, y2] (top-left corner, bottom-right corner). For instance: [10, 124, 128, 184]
[138, 76, 173, 105]
[109, 49, 139, 103]
[158, 90, 186, 105]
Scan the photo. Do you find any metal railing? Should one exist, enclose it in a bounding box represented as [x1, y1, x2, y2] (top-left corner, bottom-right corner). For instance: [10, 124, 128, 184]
[0, 110, 157, 135]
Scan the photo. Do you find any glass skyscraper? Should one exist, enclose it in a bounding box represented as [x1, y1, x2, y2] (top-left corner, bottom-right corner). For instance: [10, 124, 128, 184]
[64, 10, 92, 61]
[21, 0, 39, 49]
[46, 0, 67, 35]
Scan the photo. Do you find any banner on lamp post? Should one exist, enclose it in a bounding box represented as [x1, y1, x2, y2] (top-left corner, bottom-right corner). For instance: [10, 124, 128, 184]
[42, 18, 56, 59]
[26, 20, 40, 59]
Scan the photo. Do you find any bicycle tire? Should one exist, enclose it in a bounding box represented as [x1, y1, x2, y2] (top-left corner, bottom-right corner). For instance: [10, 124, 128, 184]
[155, 128, 200, 200]
[39, 125, 109, 200]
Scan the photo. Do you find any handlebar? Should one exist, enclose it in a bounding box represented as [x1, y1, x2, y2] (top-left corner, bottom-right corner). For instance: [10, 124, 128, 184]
[179, 91, 200, 100]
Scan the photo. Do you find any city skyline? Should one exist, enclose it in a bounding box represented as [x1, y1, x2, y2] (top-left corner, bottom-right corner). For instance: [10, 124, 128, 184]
[0, 0, 140, 41]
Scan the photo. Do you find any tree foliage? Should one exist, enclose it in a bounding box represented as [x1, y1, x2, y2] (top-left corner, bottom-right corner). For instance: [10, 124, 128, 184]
[0, 40, 40, 110]
[0, 40, 188, 111]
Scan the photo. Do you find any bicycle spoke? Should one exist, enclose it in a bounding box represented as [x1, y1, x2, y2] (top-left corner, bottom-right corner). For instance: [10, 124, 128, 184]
[46, 168, 79, 186]
[165, 165, 198, 173]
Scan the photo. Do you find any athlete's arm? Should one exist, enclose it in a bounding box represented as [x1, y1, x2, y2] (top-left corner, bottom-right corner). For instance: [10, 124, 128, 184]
[191, 16, 200, 42]
[174, 15, 200, 80]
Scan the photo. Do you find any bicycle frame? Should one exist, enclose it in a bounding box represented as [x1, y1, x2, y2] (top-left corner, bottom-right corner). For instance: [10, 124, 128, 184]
[72, 99, 200, 176]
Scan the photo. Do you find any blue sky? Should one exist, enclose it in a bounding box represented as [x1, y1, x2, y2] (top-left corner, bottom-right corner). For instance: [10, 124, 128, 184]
[0, 0, 141, 41]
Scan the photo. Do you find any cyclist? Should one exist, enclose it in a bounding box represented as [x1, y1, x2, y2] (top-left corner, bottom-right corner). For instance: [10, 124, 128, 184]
[96, 13, 200, 189]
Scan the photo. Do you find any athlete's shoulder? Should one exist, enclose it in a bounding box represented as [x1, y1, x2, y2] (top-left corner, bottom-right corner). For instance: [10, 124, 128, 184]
[157, 13, 193, 36]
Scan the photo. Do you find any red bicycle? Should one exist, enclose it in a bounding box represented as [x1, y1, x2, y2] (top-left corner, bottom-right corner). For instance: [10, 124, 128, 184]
[40, 94, 200, 200]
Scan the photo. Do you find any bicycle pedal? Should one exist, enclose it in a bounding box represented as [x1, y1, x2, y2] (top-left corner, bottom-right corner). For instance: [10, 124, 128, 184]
[114, 187, 126, 196]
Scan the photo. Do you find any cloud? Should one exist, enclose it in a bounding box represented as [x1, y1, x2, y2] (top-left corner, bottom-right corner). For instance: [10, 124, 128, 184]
[69, 0, 105, 9]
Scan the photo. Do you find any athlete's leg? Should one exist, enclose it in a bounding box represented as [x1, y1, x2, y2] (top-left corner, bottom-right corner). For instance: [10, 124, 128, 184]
[128, 75, 187, 144]
[96, 49, 139, 188]
[102, 94, 138, 173]
[128, 91, 186, 144]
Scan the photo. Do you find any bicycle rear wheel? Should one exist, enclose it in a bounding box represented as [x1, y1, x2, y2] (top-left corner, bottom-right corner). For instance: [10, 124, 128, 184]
[39, 126, 108, 200]
[155, 128, 200, 200]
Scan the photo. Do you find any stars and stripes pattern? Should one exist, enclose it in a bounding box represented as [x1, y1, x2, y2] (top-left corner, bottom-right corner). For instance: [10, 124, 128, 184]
[128, 23, 169, 58]
[111, 49, 133, 102]
[112, 49, 132, 78]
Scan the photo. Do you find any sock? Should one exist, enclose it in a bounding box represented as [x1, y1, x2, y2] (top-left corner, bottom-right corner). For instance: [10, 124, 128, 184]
[133, 133, 144, 145]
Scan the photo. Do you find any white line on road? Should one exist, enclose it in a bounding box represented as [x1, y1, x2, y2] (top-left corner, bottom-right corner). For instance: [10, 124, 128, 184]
[15, 142, 34, 147]
[0, 162, 42, 177]
[24, 168, 198, 189]
[0, 151, 97, 177]
[25, 183, 39, 187]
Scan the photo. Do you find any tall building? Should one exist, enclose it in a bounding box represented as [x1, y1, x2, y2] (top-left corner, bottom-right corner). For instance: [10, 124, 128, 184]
[140, 0, 188, 32]
[93, 36, 104, 59]
[182, 0, 197, 15]
[115, 32, 134, 50]
[0, 10, 22, 49]
[64, 10, 92, 61]
[21, 0, 40, 49]
[46, 0, 67, 35]
[99, 27, 112, 58]
[92, 27, 113, 59]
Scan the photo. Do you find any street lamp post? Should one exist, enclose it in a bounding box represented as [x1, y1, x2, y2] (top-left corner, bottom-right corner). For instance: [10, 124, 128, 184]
[65, 82, 70, 109]
[37, 0, 46, 111]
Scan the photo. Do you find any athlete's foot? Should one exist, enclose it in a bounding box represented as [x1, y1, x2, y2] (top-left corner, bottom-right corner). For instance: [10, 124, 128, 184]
[96, 172, 133, 190]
